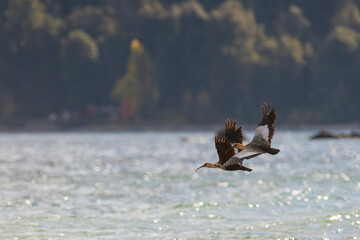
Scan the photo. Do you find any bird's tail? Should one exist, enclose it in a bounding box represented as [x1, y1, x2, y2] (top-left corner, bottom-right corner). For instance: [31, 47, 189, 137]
[260, 146, 280, 155]
[267, 148, 280, 155]
[240, 165, 252, 172]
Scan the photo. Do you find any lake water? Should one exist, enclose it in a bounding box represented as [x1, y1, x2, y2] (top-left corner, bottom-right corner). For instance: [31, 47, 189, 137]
[0, 130, 359, 239]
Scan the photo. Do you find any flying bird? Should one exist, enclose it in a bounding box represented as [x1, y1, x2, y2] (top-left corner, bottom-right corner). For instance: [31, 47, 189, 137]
[196, 119, 252, 172]
[222, 103, 280, 167]
[224, 119, 244, 152]
[196, 103, 280, 172]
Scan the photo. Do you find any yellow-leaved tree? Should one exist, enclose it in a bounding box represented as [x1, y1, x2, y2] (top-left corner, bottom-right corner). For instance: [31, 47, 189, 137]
[111, 39, 159, 120]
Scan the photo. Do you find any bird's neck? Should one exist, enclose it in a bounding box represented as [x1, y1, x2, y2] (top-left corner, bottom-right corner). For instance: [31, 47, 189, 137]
[206, 163, 220, 168]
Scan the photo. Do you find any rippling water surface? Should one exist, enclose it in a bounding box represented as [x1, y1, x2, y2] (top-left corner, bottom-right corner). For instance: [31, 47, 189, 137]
[0, 131, 359, 239]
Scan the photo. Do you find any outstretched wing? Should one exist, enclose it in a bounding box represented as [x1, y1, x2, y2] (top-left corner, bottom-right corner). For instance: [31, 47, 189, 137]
[221, 146, 262, 167]
[251, 103, 276, 145]
[215, 135, 236, 165]
[225, 119, 244, 144]
[224, 163, 253, 172]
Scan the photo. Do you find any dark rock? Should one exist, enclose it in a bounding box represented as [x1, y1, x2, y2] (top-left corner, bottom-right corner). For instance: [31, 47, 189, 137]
[311, 130, 360, 139]
[311, 130, 338, 139]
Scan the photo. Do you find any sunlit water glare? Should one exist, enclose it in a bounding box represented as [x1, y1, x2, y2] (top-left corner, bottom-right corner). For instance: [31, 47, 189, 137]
[0, 131, 359, 239]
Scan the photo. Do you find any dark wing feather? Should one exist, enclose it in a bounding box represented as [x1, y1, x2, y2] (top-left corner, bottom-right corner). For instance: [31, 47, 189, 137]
[222, 147, 262, 167]
[215, 135, 235, 165]
[225, 119, 244, 143]
[257, 103, 277, 142]
[268, 125, 275, 142]
[224, 163, 252, 172]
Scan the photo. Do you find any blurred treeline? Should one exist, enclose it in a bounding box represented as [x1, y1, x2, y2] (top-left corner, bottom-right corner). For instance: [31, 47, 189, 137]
[0, 0, 360, 125]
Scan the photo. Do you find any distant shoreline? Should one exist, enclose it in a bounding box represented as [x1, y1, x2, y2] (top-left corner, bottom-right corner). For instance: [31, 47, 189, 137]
[0, 122, 359, 132]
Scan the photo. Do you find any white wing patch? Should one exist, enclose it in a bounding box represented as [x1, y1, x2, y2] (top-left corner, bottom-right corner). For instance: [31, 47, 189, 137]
[222, 148, 261, 167]
[252, 125, 270, 144]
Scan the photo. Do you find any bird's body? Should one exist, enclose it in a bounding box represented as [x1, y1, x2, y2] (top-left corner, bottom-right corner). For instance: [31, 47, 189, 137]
[223, 103, 279, 167]
[196, 103, 280, 172]
[198, 162, 252, 172]
[197, 135, 252, 172]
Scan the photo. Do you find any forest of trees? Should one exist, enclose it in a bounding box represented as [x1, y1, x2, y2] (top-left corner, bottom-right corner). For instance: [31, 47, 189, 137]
[0, 0, 360, 126]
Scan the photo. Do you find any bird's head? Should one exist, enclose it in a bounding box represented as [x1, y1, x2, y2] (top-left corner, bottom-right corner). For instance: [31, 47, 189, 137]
[233, 143, 246, 150]
[195, 163, 216, 172]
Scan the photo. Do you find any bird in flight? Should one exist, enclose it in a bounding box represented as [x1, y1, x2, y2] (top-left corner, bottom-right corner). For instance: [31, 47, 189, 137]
[196, 103, 280, 172]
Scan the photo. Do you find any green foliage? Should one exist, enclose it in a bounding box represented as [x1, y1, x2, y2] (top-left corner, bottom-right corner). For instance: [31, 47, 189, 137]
[138, 0, 169, 19]
[274, 5, 311, 39]
[212, 0, 278, 65]
[327, 26, 360, 51]
[4, 0, 46, 31]
[66, 6, 118, 43]
[279, 34, 306, 65]
[171, 0, 208, 20]
[1, 0, 360, 124]
[333, 2, 360, 30]
[309, 2, 360, 122]
[61, 29, 99, 61]
[4, 0, 63, 46]
[60, 29, 99, 110]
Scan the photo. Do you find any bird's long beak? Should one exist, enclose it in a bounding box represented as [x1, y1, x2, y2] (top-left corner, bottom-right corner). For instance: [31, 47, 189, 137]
[195, 164, 205, 172]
